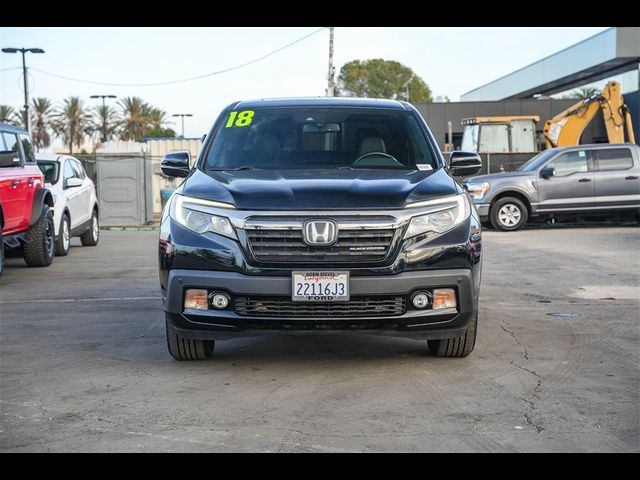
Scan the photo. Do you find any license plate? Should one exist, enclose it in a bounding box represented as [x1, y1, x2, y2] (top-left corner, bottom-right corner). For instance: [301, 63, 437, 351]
[292, 271, 349, 302]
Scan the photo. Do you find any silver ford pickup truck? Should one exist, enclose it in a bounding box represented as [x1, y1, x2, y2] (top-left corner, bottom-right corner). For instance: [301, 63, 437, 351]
[463, 143, 640, 230]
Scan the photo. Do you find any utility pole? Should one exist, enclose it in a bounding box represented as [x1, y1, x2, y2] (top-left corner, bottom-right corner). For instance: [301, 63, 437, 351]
[325, 27, 335, 97]
[2, 47, 45, 132]
[90, 95, 117, 143]
[402, 73, 415, 103]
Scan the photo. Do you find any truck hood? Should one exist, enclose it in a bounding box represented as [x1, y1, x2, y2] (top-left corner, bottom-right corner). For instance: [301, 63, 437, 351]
[181, 168, 458, 210]
[465, 170, 534, 183]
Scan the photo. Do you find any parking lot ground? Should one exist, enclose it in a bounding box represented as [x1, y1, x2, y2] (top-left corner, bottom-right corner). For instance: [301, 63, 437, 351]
[1, 227, 638, 452]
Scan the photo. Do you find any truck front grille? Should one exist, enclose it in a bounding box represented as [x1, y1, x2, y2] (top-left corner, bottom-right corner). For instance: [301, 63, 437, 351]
[234, 295, 406, 318]
[246, 228, 395, 263]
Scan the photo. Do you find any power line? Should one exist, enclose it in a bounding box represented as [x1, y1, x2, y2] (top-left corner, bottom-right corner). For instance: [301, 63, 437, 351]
[26, 27, 328, 88]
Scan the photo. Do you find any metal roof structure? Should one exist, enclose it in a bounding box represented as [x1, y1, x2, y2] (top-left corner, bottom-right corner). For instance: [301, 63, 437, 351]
[462, 27, 640, 101]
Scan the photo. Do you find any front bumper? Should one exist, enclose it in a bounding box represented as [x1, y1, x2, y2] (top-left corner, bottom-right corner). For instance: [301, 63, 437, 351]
[475, 203, 490, 221]
[163, 268, 477, 341]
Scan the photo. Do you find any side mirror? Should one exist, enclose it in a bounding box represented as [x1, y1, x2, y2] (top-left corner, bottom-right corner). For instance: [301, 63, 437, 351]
[161, 151, 191, 178]
[540, 166, 555, 179]
[65, 177, 83, 188]
[449, 151, 482, 177]
[0, 151, 20, 168]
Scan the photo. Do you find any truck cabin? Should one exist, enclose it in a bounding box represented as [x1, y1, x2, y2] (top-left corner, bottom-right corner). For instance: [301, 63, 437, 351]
[460, 116, 540, 154]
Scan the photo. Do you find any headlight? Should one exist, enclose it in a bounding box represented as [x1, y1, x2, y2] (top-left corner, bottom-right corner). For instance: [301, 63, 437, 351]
[404, 194, 470, 239]
[464, 182, 490, 201]
[170, 194, 237, 239]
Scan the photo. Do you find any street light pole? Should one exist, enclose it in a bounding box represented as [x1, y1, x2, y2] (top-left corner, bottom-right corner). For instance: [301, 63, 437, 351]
[2, 47, 45, 132]
[90, 95, 117, 143]
[172, 114, 193, 138]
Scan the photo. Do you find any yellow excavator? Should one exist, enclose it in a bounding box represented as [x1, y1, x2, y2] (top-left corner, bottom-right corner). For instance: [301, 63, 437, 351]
[543, 80, 635, 147]
[460, 81, 635, 153]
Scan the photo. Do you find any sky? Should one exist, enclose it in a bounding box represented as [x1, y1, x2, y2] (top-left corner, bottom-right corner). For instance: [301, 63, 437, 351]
[1, 26, 609, 144]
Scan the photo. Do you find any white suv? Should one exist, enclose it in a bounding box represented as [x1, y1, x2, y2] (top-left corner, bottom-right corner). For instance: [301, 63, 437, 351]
[37, 155, 99, 256]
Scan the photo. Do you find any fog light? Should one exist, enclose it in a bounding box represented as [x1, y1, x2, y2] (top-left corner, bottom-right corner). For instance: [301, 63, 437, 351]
[209, 291, 230, 310]
[411, 291, 430, 309]
[432, 289, 456, 310]
[184, 289, 209, 310]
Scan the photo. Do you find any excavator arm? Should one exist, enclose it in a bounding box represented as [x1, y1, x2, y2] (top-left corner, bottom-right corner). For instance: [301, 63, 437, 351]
[543, 81, 636, 148]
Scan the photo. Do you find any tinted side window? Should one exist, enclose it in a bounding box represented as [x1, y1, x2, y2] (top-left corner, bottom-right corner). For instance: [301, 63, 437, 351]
[19, 134, 36, 163]
[547, 150, 588, 177]
[0, 132, 22, 166]
[595, 148, 633, 171]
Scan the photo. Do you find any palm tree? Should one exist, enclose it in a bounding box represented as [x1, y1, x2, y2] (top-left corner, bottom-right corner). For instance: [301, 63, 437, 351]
[30, 98, 54, 151]
[565, 87, 598, 100]
[0, 105, 21, 125]
[119, 96, 150, 142]
[52, 97, 90, 154]
[90, 104, 120, 144]
[148, 107, 170, 130]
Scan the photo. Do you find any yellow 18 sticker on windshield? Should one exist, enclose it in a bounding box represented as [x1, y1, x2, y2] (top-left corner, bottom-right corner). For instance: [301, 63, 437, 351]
[225, 110, 254, 128]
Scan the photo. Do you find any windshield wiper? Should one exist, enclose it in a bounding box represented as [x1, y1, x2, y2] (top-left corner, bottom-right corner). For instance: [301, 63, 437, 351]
[207, 166, 255, 171]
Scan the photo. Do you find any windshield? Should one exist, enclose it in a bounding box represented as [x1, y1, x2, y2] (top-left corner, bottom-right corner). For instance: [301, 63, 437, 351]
[37, 160, 60, 184]
[516, 150, 556, 172]
[461, 125, 478, 152]
[204, 107, 437, 171]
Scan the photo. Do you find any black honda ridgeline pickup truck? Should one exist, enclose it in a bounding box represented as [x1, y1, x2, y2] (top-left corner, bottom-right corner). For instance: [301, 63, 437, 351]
[159, 98, 483, 360]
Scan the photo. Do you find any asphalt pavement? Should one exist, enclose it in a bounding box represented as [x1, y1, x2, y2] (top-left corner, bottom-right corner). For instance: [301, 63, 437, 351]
[1, 226, 638, 452]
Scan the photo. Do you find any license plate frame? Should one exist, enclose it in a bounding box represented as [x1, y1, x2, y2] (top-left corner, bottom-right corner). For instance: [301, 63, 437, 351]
[291, 271, 350, 302]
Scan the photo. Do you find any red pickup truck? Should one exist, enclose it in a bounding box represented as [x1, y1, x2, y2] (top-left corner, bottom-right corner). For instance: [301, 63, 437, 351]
[0, 123, 55, 276]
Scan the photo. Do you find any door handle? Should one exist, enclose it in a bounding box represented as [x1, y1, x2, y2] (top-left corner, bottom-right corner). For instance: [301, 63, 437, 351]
[11, 180, 19, 187]
[27, 179, 35, 186]
[578, 178, 591, 182]
[625, 176, 639, 180]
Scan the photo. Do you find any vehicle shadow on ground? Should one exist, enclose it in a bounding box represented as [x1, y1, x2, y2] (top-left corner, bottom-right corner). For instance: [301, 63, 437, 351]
[123, 320, 445, 365]
[485, 216, 639, 231]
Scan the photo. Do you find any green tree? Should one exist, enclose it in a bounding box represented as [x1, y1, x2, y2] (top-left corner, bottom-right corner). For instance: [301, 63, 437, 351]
[337, 59, 432, 103]
[119, 96, 150, 142]
[90, 104, 120, 144]
[143, 107, 176, 138]
[0, 105, 21, 125]
[30, 97, 54, 151]
[52, 97, 90, 154]
[144, 126, 177, 138]
[148, 108, 170, 130]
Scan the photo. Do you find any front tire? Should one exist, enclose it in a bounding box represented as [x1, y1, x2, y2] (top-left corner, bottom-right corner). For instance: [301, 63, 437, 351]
[428, 312, 478, 358]
[55, 214, 70, 256]
[80, 209, 99, 246]
[23, 204, 55, 267]
[490, 197, 528, 231]
[166, 320, 215, 361]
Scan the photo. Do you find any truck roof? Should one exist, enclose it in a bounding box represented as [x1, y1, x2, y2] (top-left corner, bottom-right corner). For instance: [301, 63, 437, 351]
[548, 143, 640, 154]
[233, 97, 409, 110]
[462, 116, 541, 125]
[0, 122, 28, 134]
